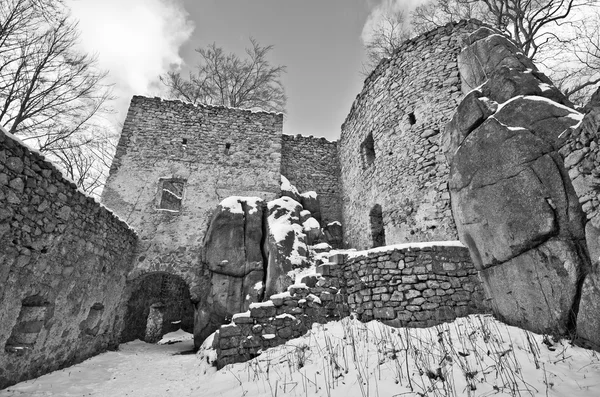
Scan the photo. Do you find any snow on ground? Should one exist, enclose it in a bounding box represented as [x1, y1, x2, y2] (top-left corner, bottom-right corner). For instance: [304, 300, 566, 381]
[2, 315, 600, 397]
[337, 240, 465, 259]
[157, 329, 193, 345]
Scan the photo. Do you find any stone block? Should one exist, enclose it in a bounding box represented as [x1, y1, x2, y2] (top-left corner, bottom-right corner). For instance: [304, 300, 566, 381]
[373, 307, 396, 320]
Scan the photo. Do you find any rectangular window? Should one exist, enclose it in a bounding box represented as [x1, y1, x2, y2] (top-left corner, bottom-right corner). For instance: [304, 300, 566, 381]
[158, 179, 185, 212]
[361, 133, 376, 169]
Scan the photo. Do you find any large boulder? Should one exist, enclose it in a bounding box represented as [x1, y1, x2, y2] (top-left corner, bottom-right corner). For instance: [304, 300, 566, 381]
[445, 27, 590, 335]
[194, 197, 266, 347]
[303, 217, 323, 245]
[280, 175, 301, 203]
[300, 191, 321, 223]
[323, 221, 344, 249]
[264, 197, 310, 298]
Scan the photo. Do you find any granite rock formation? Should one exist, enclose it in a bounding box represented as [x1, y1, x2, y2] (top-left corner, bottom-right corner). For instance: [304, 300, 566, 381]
[264, 196, 310, 298]
[445, 27, 590, 335]
[194, 190, 318, 347]
[194, 197, 266, 346]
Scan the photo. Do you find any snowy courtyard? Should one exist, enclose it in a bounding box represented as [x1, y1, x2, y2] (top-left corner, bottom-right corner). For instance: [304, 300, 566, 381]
[2, 315, 600, 397]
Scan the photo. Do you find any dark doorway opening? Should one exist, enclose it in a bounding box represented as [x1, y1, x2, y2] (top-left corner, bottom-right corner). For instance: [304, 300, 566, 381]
[121, 272, 194, 343]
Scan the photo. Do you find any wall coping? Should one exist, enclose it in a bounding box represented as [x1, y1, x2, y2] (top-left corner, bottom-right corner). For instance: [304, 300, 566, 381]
[332, 241, 466, 260]
[0, 125, 137, 235]
[130, 95, 284, 118]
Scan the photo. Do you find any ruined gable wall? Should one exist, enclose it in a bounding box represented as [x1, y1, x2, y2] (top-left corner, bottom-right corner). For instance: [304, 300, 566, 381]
[339, 20, 484, 250]
[0, 128, 137, 389]
[101, 96, 283, 299]
[281, 134, 342, 224]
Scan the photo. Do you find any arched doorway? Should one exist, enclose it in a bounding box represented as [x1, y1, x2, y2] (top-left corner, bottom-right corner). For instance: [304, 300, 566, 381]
[121, 272, 194, 343]
[370, 204, 386, 248]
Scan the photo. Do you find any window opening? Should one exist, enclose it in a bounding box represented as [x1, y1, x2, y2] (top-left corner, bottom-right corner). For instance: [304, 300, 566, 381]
[182, 138, 188, 145]
[5, 295, 52, 353]
[158, 179, 185, 211]
[408, 112, 416, 125]
[361, 133, 376, 169]
[225, 143, 231, 155]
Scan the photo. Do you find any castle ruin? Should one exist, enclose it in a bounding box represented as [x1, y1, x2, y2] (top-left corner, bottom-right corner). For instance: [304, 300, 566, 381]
[2, 19, 600, 388]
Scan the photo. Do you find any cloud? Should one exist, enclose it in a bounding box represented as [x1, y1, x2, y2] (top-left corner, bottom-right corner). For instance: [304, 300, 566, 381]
[361, 0, 424, 44]
[68, 0, 194, 117]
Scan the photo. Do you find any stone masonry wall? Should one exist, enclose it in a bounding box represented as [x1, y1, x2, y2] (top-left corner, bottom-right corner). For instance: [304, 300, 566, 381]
[0, 128, 138, 389]
[215, 269, 348, 368]
[214, 244, 488, 367]
[281, 134, 342, 224]
[101, 96, 283, 299]
[339, 20, 484, 249]
[340, 244, 488, 327]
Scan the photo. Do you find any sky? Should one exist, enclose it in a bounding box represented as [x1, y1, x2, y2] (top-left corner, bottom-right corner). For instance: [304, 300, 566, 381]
[67, 0, 424, 141]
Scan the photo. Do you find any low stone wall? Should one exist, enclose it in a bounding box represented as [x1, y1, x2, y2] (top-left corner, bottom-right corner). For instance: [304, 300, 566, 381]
[214, 269, 348, 368]
[341, 244, 488, 327]
[213, 243, 488, 368]
[0, 128, 138, 389]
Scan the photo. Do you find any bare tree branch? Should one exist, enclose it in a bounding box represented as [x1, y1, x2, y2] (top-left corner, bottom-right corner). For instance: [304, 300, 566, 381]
[410, 0, 600, 102]
[362, 11, 411, 75]
[161, 38, 287, 113]
[0, 0, 116, 195]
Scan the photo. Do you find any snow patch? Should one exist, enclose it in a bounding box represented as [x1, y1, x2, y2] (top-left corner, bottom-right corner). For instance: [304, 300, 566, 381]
[280, 175, 299, 195]
[307, 294, 322, 305]
[156, 329, 193, 345]
[270, 291, 291, 300]
[249, 301, 275, 309]
[219, 196, 263, 214]
[303, 217, 320, 230]
[344, 240, 465, 259]
[300, 191, 317, 199]
[267, 197, 307, 266]
[312, 242, 331, 250]
[275, 313, 296, 320]
[232, 311, 251, 320]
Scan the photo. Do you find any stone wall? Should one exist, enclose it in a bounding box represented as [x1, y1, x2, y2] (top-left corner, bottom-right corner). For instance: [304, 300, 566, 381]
[213, 243, 487, 367]
[281, 134, 342, 224]
[339, 20, 484, 249]
[339, 244, 488, 327]
[101, 96, 283, 299]
[214, 269, 348, 368]
[0, 128, 138, 389]
[557, 90, 600, 348]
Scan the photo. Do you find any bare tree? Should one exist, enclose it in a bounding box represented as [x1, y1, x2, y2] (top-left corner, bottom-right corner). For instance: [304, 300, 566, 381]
[0, 0, 114, 194]
[411, 0, 599, 101]
[161, 38, 287, 113]
[362, 11, 411, 75]
[412, 0, 490, 34]
[550, 12, 600, 103]
[51, 128, 119, 195]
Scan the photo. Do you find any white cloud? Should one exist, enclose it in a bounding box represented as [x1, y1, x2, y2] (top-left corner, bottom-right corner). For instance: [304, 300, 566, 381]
[68, 0, 194, 119]
[361, 0, 423, 44]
